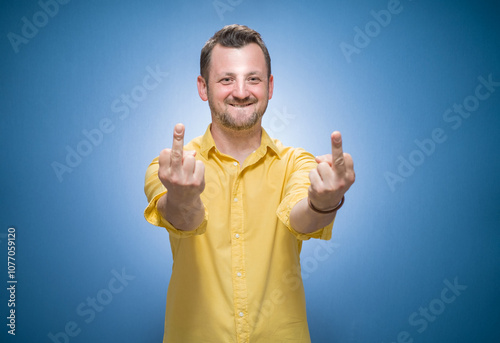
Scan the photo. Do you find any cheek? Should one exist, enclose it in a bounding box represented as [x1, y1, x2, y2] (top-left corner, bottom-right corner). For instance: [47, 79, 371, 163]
[249, 86, 267, 100]
[210, 87, 232, 102]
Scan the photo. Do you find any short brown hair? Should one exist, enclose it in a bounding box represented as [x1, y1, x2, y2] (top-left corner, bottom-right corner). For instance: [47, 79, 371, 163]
[200, 24, 271, 83]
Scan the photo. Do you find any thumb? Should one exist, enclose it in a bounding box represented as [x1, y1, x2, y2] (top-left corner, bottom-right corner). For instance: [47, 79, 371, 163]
[315, 154, 333, 167]
[182, 150, 197, 161]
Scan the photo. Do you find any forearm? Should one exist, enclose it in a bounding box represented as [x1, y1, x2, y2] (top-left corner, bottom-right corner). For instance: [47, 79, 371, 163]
[157, 193, 205, 231]
[289, 198, 337, 234]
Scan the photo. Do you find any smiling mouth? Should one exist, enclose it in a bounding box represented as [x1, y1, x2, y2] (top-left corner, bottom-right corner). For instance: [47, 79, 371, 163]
[229, 103, 253, 108]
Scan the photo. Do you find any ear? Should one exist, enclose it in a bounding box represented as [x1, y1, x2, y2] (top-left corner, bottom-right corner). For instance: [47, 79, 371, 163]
[268, 74, 274, 100]
[197, 75, 208, 101]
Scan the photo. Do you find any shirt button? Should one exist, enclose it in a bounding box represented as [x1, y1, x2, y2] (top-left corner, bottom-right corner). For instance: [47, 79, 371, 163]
[235, 234, 240, 238]
[234, 198, 238, 202]
[237, 272, 242, 277]
[233, 162, 238, 166]
[239, 312, 244, 317]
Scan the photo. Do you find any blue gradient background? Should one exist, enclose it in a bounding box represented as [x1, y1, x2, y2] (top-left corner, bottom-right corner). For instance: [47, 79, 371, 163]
[1, 0, 499, 342]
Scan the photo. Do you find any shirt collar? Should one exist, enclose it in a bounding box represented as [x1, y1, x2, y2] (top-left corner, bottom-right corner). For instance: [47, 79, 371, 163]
[199, 124, 281, 160]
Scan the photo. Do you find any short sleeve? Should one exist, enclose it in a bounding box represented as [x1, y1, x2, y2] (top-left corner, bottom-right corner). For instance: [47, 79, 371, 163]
[143, 157, 208, 238]
[276, 149, 334, 241]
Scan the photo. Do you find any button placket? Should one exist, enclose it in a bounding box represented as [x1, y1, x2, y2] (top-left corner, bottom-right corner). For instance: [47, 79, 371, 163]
[229, 165, 249, 341]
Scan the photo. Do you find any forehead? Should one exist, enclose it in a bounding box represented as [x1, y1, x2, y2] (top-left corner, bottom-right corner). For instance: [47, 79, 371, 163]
[209, 43, 267, 76]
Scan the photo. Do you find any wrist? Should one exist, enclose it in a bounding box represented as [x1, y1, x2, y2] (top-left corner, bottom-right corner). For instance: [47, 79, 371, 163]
[166, 193, 202, 211]
[308, 196, 345, 214]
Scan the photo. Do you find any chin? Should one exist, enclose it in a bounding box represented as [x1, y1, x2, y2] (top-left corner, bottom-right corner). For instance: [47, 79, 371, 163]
[219, 114, 262, 131]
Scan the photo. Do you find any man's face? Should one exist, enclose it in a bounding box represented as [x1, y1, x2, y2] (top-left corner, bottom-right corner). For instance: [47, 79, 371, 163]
[197, 43, 274, 131]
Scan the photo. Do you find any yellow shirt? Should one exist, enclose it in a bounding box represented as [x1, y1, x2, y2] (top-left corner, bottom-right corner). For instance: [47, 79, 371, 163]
[144, 125, 334, 343]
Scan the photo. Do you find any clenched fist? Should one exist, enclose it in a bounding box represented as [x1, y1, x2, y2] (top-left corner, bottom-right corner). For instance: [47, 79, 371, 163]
[308, 131, 355, 211]
[158, 123, 205, 201]
[157, 123, 206, 230]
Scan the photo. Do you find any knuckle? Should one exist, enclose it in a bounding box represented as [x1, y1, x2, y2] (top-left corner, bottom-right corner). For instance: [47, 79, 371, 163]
[158, 150, 170, 164]
[317, 154, 329, 162]
[334, 156, 345, 166]
[350, 172, 356, 184]
[170, 150, 182, 161]
[172, 175, 183, 184]
[159, 148, 170, 158]
[158, 170, 171, 183]
[167, 173, 181, 185]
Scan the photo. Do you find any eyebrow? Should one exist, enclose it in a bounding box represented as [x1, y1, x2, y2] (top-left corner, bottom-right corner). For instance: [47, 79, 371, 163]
[218, 71, 264, 77]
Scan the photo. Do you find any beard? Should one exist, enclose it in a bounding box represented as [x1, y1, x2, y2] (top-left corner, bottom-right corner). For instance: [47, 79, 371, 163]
[208, 90, 268, 131]
[211, 106, 263, 131]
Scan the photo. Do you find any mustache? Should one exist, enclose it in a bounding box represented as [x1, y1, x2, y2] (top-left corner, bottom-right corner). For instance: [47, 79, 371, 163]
[225, 97, 257, 105]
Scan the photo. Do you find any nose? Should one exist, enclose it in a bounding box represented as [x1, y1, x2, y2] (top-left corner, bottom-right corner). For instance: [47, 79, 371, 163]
[231, 79, 250, 100]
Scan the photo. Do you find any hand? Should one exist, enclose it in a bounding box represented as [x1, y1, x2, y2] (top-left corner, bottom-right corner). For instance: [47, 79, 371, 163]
[308, 131, 355, 211]
[158, 123, 205, 206]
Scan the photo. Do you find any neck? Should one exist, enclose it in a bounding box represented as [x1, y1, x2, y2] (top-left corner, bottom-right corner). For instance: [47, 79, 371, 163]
[210, 121, 262, 165]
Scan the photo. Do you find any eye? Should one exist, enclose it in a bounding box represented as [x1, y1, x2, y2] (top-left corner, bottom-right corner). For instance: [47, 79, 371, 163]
[248, 77, 261, 84]
[220, 77, 233, 84]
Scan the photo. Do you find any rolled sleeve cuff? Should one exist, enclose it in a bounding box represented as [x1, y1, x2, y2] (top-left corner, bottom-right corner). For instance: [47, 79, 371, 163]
[276, 191, 334, 241]
[144, 191, 208, 238]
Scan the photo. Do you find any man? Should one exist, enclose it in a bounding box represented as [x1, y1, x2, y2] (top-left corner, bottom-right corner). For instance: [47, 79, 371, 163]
[144, 24, 355, 343]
